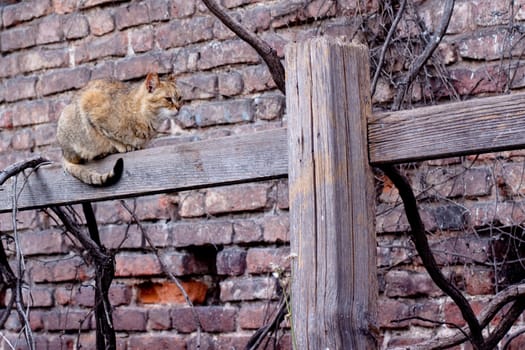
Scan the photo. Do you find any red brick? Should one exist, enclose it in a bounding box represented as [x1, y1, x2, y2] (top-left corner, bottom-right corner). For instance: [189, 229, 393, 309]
[147, 0, 171, 21]
[4, 333, 49, 348]
[200, 99, 255, 127]
[376, 204, 410, 233]
[57, 285, 94, 307]
[465, 202, 515, 227]
[91, 61, 116, 80]
[0, 53, 20, 78]
[52, 0, 78, 14]
[254, 93, 285, 120]
[220, 277, 277, 301]
[19, 48, 68, 74]
[233, 220, 263, 243]
[429, 235, 489, 266]
[171, 306, 237, 333]
[36, 14, 63, 45]
[205, 182, 268, 214]
[128, 334, 186, 350]
[63, 13, 89, 39]
[171, 307, 198, 333]
[86, 9, 115, 36]
[17, 287, 54, 308]
[177, 73, 218, 101]
[240, 64, 276, 93]
[262, 215, 289, 243]
[114, 53, 165, 81]
[218, 71, 243, 97]
[148, 308, 171, 330]
[212, 12, 238, 40]
[421, 167, 491, 199]
[5, 100, 50, 127]
[42, 309, 93, 331]
[113, 307, 147, 331]
[215, 335, 252, 349]
[2, 0, 50, 27]
[217, 247, 247, 275]
[496, 163, 525, 196]
[246, 247, 290, 274]
[75, 32, 127, 64]
[49, 97, 69, 122]
[137, 280, 207, 305]
[130, 194, 176, 221]
[378, 299, 444, 329]
[155, 17, 214, 49]
[0, 130, 12, 152]
[165, 251, 212, 275]
[444, 300, 484, 327]
[242, 6, 272, 33]
[423, 0, 475, 34]
[37, 67, 91, 96]
[171, 221, 233, 247]
[19, 228, 64, 255]
[114, 253, 162, 277]
[0, 209, 37, 231]
[4, 76, 37, 102]
[169, 0, 196, 18]
[199, 306, 237, 332]
[378, 297, 411, 328]
[449, 65, 507, 96]
[239, 302, 279, 330]
[384, 269, 443, 298]
[465, 266, 494, 295]
[130, 27, 155, 53]
[110, 283, 133, 306]
[34, 123, 57, 146]
[270, 0, 335, 29]
[473, 0, 509, 26]
[29, 256, 91, 283]
[0, 26, 36, 52]
[459, 31, 503, 61]
[179, 191, 205, 217]
[92, 201, 123, 225]
[115, 1, 150, 29]
[198, 39, 259, 70]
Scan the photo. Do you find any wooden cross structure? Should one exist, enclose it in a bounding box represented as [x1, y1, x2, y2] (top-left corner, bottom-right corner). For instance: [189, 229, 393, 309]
[3, 38, 525, 348]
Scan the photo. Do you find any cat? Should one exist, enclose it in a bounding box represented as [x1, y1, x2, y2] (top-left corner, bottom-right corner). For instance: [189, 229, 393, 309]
[56, 72, 182, 186]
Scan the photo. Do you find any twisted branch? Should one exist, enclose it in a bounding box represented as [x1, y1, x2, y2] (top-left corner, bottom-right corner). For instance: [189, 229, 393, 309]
[201, 0, 285, 93]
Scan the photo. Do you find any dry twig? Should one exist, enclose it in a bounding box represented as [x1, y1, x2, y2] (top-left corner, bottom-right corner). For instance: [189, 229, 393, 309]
[391, 0, 455, 110]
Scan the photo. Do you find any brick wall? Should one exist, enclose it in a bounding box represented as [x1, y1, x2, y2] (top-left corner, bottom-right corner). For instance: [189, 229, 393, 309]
[1, 0, 525, 349]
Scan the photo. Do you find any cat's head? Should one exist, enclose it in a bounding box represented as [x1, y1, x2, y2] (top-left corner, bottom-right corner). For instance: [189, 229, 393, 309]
[142, 72, 183, 120]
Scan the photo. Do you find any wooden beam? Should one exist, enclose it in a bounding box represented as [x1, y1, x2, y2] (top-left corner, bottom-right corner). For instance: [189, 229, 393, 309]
[369, 92, 525, 164]
[0, 128, 288, 213]
[286, 38, 378, 348]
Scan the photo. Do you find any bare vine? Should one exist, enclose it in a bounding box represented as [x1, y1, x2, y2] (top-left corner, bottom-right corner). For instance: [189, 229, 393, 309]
[201, 0, 285, 94]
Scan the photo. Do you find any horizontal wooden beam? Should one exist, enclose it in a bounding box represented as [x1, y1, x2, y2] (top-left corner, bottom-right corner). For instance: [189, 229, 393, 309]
[0, 128, 288, 213]
[3, 91, 525, 213]
[368, 92, 525, 164]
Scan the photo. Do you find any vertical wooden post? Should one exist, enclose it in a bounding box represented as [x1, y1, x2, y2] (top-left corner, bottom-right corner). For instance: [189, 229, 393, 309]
[286, 38, 378, 349]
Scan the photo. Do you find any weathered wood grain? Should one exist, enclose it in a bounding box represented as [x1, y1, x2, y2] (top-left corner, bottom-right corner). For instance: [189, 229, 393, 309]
[0, 128, 288, 213]
[369, 92, 525, 164]
[286, 38, 378, 349]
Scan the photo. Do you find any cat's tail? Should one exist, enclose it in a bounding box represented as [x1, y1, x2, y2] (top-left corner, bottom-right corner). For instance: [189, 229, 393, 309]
[63, 158, 124, 186]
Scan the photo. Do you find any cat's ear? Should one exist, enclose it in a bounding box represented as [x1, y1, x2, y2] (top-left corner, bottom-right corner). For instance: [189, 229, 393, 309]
[167, 74, 177, 82]
[145, 73, 160, 93]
